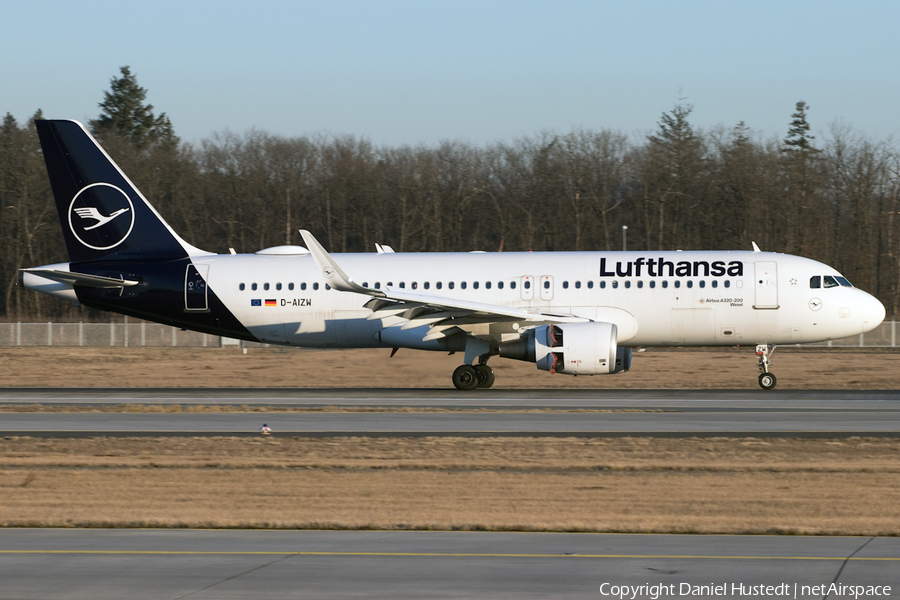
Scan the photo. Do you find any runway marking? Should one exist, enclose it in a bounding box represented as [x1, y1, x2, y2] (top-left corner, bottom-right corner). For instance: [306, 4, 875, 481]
[0, 550, 896, 561]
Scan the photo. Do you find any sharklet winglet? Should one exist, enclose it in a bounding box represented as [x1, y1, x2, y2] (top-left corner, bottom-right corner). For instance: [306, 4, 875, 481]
[299, 229, 384, 297]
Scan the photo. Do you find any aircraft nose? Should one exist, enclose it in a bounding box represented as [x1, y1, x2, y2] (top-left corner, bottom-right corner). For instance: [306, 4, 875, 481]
[861, 292, 886, 333]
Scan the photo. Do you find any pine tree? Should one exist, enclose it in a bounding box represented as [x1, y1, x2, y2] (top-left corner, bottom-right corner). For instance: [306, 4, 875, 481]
[783, 101, 819, 154]
[780, 101, 822, 255]
[89, 66, 177, 148]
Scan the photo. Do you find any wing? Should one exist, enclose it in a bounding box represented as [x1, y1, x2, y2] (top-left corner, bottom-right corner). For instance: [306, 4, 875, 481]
[299, 230, 588, 342]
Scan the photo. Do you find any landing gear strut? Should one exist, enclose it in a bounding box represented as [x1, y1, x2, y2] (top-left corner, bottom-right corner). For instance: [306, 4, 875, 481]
[756, 344, 777, 390]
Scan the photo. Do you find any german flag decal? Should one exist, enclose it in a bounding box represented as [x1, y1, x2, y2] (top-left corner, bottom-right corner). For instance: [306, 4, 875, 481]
[265, 299, 277, 307]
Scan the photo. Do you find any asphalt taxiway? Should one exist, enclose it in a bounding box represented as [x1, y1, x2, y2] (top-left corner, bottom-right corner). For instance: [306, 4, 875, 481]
[1, 529, 897, 599]
[1, 388, 899, 437]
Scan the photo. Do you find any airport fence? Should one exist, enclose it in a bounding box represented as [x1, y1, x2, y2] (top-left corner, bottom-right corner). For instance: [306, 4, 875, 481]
[0, 319, 262, 348]
[0, 320, 897, 349]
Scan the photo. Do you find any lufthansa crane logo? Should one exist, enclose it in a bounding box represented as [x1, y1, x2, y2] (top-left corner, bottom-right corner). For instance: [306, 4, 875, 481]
[322, 266, 335, 279]
[68, 183, 135, 250]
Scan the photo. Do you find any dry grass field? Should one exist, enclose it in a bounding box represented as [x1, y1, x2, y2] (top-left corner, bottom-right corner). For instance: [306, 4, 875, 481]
[1, 347, 898, 534]
[1, 436, 899, 535]
[0, 346, 898, 389]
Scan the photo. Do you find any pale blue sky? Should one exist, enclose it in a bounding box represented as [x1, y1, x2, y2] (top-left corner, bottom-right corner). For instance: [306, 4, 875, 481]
[3, 0, 899, 146]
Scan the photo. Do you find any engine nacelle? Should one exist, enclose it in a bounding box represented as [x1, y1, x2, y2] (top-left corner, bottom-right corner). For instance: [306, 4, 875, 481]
[538, 322, 616, 375]
[498, 322, 634, 376]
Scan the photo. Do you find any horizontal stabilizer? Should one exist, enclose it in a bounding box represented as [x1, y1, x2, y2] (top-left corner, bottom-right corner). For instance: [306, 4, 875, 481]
[20, 269, 138, 288]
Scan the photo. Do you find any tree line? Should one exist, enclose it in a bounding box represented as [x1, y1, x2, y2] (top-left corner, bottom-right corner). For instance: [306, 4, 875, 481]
[2, 68, 899, 321]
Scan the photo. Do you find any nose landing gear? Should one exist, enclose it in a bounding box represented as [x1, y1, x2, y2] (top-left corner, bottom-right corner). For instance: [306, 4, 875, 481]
[756, 344, 777, 390]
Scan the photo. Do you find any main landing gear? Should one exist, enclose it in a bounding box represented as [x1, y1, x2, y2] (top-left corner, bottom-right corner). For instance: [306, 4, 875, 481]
[756, 344, 777, 390]
[452, 338, 496, 390]
[452, 363, 495, 390]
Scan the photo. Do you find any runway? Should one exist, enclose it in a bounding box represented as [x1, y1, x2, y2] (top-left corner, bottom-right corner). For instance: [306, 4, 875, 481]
[3, 394, 898, 598]
[1, 529, 897, 599]
[1, 388, 899, 436]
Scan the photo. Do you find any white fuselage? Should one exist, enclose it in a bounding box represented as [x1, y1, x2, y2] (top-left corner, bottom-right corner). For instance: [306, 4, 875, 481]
[192, 250, 885, 349]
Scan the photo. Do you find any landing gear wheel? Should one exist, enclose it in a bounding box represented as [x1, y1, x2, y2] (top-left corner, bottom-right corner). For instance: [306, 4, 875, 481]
[758, 372, 777, 390]
[474, 365, 495, 389]
[452, 365, 478, 391]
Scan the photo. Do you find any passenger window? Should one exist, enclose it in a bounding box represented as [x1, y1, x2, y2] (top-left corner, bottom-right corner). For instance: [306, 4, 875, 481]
[461, 282, 467, 290]
[824, 276, 839, 288]
[543, 280, 550, 289]
[662, 281, 668, 288]
[637, 281, 643, 289]
[374, 282, 381, 289]
[612, 281, 618, 289]
[436, 282, 442, 290]
[485, 281, 491, 289]
[399, 282, 405, 289]
[575, 281, 581, 289]
[498, 281, 504, 289]
[724, 280, 730, 288]
[587, 281, 593, 289]
[473, 282, 479, 289]
[264, 283, 270, 291]
[411, 282, 417, 289]
[674, 281, 681, 288]
[251, 283, 258, 291]
[449, 282, 455, 290]
[313, 283, 319, 290]
[711, 281, 717, 288]
[276, 283, 282, 291]
[387, 282, 393, 287]
[325, 284, 331, 290]
[624, 281, 631, 289]
[289, 283, 294, 290]
[510, 281, 516, 290]
[686, 281, 693, 288]
[424, 282, 430, 290]
[810, 276, 821, 289]
[699, 281, 705, 288]
[563, 281, 569, 289]
[649, 281, 655, 289]
[301, 283, 307, 290]
[600, 281, 606, 289]
[239, 283, 245, 291]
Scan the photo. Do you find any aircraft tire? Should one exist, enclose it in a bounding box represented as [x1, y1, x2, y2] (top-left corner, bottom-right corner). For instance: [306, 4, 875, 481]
[453, 365, 478, 390]
[758, 372, 777, 390]
[474, 365, 495, 389]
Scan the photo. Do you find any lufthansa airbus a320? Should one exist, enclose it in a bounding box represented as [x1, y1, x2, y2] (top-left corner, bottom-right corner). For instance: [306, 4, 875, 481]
[20, 120, 886, 389]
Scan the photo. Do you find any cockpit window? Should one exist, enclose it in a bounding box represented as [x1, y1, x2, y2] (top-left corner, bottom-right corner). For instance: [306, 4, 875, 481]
[823, 275, 839, 288]
[835, 276, 852, 287]
[810, 276, 821, 289]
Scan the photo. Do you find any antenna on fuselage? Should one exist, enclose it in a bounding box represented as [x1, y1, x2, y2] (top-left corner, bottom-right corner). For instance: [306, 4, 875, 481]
[751, 241, 761, 253]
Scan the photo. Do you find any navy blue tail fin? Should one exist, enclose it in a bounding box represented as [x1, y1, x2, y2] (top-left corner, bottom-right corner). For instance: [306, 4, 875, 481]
[36, 119, 207, 263]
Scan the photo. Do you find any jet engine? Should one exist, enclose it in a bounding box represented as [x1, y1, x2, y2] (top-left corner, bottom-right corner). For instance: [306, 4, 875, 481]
[500, 322, 632, 375]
